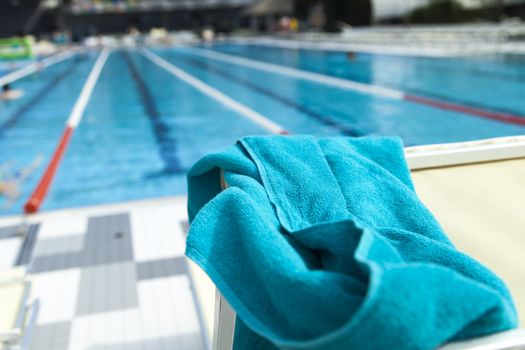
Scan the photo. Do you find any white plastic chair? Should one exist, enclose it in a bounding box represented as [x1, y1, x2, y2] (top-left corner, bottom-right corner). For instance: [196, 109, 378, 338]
[0, 266, 40, 350]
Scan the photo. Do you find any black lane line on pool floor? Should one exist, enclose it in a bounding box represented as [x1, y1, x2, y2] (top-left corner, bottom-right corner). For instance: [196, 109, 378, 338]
[243, 45, 525, 83]
[227, 47, 525, 122]
[0, 57, 82, 138]
[177, 56, 363, 137]
[302, 58, 525, 122]
[122, 52, 185, 177]
[321, 66, 525, 120]
[409, 62, 525, 84]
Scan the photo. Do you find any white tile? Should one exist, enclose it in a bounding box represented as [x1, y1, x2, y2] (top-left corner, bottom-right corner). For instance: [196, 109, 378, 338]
[31, 268, 81, 324]
[137, 275, 200, 338]
[130, 206, 186, 262]
[69, 276, 201, 349]
[68, 309, 143, 350]
[170, 200, 189, 221]
[38, 216, 88, 239]
[0, 237, 22, 268]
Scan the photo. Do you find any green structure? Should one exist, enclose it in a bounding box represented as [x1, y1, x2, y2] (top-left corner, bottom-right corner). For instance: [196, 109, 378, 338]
[0, 37, 33, 60]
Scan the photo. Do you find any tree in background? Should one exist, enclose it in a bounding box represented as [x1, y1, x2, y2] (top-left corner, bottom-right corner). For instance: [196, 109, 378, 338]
[340, 0, 372, 27]
[479, 0, 504, 21]
[295, 0, 372, 32]
[408, 0, 467, 23]
[408, 0, 505, 24]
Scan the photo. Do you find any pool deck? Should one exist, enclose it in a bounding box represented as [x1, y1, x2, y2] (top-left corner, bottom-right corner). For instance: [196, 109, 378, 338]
[0, 196, 208, 350]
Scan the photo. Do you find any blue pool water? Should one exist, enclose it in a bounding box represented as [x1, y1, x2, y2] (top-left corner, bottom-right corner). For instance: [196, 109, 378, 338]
[1, 45, 524, 215]
[212, 44, 525, 116]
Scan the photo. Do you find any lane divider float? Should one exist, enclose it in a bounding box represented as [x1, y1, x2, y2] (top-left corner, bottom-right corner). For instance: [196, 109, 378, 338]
[404, 94, 525, 126]
[24, 48, 110, 214]
[0, 49, 76, 88]
[181, 46, 525, 127]
[179, 46, 404, 99]
[139, 48, 289, 135]
[179, 56, 362, 137]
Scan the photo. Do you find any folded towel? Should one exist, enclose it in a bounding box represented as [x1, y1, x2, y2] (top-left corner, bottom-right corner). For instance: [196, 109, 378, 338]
[186, 135, 517, 350]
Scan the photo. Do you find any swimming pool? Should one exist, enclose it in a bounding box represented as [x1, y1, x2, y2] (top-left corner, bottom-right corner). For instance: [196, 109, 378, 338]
[1, 43, 524, 215]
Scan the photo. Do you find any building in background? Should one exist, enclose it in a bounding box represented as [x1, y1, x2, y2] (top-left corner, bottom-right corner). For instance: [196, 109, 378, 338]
[1, 0, 525, 38]
[0, 0, 43, 37]
[1, 0, 258, 38]
[373, 0, 525, 22]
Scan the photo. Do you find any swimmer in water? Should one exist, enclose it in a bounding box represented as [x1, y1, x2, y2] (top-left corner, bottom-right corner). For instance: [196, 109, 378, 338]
[0, 155, 43, 209]
[346, 51, 357, 61]
[0, 84, 24, 100]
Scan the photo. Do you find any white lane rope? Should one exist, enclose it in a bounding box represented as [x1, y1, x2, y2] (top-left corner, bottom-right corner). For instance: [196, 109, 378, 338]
[67, 48, 110, 128]
[140, 48, 288, 135]
[0, 48, 77, 88]
[179, 46, 404, 100]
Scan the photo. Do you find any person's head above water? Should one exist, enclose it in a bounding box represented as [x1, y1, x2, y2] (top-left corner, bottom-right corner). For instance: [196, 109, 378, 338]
[346, 52, 357, 60]
[0, 83, 24, 101]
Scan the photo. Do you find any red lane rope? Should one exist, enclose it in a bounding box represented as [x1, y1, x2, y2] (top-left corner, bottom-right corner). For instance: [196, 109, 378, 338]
[24, 126, 74, 214]
[22, 49, 109, 215]
[404, 94, 525, 126]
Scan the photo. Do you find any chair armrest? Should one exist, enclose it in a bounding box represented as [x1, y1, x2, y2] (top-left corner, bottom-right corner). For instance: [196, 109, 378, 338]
[440, 329, 525, 350]
[20, 299, 40, 350]
[213, 291, 525, 350]
[0, 267, 27, 286]
[0, 279, 31, 345]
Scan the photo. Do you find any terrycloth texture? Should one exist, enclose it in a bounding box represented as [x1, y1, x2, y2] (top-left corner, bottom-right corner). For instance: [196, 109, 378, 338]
[186, 136, 517, 350]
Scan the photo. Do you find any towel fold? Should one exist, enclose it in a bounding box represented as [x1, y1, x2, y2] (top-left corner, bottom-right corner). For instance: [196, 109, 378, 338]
[186, 135, 517, 350]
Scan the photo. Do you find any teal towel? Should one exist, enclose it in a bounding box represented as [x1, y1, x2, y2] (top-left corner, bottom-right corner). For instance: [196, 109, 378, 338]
[186, 135, 517, 350]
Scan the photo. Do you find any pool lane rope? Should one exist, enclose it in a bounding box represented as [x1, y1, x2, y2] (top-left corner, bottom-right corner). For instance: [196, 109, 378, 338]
[181, 46, 525, 127]
[0, 48, 76, 88]
[1, 58, 81, 137]
[179, 46, 404, 99]
[24, 48, 110, 214]
[179, 56, 362, 137]
[139, 48, 289, 135]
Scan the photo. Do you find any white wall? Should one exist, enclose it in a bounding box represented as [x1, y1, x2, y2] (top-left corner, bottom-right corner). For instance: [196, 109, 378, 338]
[372, 0, 430, 20]
[372, 0, 525, 20]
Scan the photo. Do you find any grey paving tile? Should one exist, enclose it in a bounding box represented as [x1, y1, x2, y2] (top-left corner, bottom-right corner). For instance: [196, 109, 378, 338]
[29, 321, 71, 350]
[95, 333, 205, 350]
[136, 257, 187, 281]
[169, 332, 206, 349]
[82, 213, 134, 266]
[29, 339, 53, 350]
[15, 224, 39, 266]
[31, 252, 82, 273]
[75, 261, 138, 316]
[31, 214, 133, 273]
[33, 235, 85, 257]
[180, 221, 189, 236]
[0, 225, 18, 239]
[104, 343, 143, 350]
